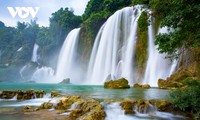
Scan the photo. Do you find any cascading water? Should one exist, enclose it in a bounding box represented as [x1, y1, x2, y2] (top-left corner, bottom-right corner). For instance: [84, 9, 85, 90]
[31, 43, 39, 62]
[143, 25, 177, 86]
[85, 6, 177, 86]
[86, 6, 143, 84]
[55, 28, 82, 83]
[31, 66, 55, 83]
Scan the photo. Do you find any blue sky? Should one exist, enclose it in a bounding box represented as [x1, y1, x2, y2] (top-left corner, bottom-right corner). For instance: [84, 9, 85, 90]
[0, 0, 89, 27]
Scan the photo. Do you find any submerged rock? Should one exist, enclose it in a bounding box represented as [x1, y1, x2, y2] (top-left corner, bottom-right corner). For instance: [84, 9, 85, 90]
[133, 83, 151, 89]
[104, 78, 130, 89]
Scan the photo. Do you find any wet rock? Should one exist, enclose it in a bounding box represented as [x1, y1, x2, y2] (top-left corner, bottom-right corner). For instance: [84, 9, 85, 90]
[69, 109, 83, 119]
[23, 106, 32, 112]
[136, 99, 151, 113]
[149, 99, 172, 111]
[39, 102, 53, 109]
[34, 107, 40, 111]
[0, 90, 45, 100]
[51, 91, 60, 98]
[0, 90, 18, 99]
[76, 99, 105, 120]
[55, 96, 81, 110]
[120, 98, 136, 114]
[55, 96, 105, 120]
[156, 100, 171, 111]
[17, 90, 45, 100]
[104, 78, 130, 89]
[133, 83, 151, 89]
[59, 78, 70, 84]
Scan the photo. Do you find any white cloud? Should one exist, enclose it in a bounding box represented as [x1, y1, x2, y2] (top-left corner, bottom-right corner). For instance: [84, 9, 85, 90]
[0, 0, 89, 27]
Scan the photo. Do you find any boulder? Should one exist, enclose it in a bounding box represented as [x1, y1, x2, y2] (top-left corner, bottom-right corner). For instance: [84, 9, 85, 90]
[104, 78, 130, 89]
[149, 99, 172, 111]
[39, 102, 53, 109]
[55, 96, 81, 110]
[120, 98, 136, 114]
[54, 96, 105, 120]
[51, 91, 60, 98]
[59, 78, 70, 84]
[133, 83, 151, 89]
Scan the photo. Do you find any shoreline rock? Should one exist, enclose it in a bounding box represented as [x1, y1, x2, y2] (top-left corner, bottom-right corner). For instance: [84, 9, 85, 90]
[0, 90, 45, 100]
[158, 69, 198, 89]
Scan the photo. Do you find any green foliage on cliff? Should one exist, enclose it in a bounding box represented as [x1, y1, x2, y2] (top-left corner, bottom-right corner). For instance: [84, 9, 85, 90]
[152, 0, 200, 57]
[79, 0, 133, 63]
[135, 11, 148, 73]
[134, 0, 200, 58]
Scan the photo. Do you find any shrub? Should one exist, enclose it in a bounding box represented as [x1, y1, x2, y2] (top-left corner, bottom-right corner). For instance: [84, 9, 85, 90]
[169, 80, 200, 118]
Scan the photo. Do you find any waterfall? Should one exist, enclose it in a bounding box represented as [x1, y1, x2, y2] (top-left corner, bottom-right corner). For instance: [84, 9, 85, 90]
[19, 65, 27, 80]
[31, 66, 54, 83]
[31, 43, 39, 62]
[85, 6, 177, 86]
[86, 6, 143, 84]
[55, 28, 81, 83]
[143, 26, 177, 87]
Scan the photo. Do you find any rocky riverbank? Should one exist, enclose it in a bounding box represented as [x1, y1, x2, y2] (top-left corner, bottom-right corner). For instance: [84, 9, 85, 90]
[0, 90, 191, 120]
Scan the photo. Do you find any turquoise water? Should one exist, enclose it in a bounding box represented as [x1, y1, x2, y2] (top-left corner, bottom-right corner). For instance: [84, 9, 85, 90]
[0, 82, 170, 100]
[0, 83, 188, 120]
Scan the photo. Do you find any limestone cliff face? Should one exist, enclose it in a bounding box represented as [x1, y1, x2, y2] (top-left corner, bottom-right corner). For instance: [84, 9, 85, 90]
[177, 48, 200, 77]
[158, 48, 200, 89]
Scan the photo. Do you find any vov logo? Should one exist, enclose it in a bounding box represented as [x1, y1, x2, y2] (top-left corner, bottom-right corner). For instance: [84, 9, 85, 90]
[7, 7, 40, 19]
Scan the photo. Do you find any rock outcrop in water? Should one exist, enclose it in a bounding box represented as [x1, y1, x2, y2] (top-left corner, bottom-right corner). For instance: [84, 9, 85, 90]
[104, 78, 130, 89]
[120, 98, 172, 114]
[133, 83, 150, 89]
[59, 78, 70, 84]
[29, 95, 106, 120]
[0, 90, 45, 100]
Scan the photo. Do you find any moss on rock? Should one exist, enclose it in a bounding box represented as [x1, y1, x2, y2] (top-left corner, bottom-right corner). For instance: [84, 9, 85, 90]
[158, 69, 197, 89]
[0, 90, 45, 100]
[133, 83, 151, 89]
[135, 11, 148, 79]
[51, 91, 60, 98]
[120, 98, 136, 114]
[104, 78, 130, 89]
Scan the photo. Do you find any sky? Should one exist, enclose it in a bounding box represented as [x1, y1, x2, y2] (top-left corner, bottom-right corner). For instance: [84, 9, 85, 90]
[0, 0, 89, 27]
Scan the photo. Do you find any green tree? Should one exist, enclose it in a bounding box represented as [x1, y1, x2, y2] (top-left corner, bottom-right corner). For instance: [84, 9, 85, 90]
[151, 0, 200, 57]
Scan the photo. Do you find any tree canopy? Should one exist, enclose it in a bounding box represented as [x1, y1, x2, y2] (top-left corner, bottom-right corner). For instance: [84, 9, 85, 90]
[151, 0, 200, 57]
